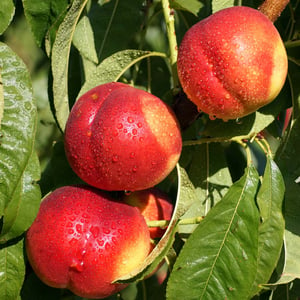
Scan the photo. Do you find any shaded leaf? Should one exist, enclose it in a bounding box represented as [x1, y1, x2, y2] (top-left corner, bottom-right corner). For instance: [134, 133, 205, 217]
[0, 72, 3, 127]
[274, 61, 300, 284]
[171, 0, 203, 16]
[79, 49, 166, 97]
[88, 0, 145, 61]
[0, 0, 15, 35]
[116, 164, 197, 282]
[51, 0, 88, 131]
[167, 165, 260, 300]
[178, 143, 232, 237]
[0, 238, 25, 299]
[0, 42, 40, 242]
[22, 0, 69, 47]
[73, 15, 98, 64]
[250, 157, 285, 296]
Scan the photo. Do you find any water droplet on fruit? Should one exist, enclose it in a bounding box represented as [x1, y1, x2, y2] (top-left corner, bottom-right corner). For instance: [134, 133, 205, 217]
[139, 137, 144, 143]
[112, 155, 119, 163]
[129, 152, 135, 159]
[137, 122, 143, 128]
[132, 128, 137, 135]
[103, 228, 111, 234]
[117, 123, 123, 129]
[68, 229, 74, 234]
[132, 166, 137, 172]
[127, 117, 134, 123]
[76, 224, 83, 233]
[90, 226, 99, 238]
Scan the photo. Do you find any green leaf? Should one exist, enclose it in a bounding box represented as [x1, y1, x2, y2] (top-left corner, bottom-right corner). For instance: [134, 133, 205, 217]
[73, 15, 98, 64]
[0, 72, 3, 127]
[0, 42, 41, 242]
[212, 0, 234, 13]
[178, 143, 232, 237]
[79, 49, 167, 97]
[250, 157, 285, 296]
[170, 0, 203, 16]
[0, 152, 41, 242]
[88, 0, 145, 61]
[116, 164, 197, 283]
[0, 0, 15, 35]
[51, 0, 89, 131]
[22, 0, 69, 47]
[167, 165, 260, 300]
[273, 61, 300, 285]
[0, 238, 25, 299]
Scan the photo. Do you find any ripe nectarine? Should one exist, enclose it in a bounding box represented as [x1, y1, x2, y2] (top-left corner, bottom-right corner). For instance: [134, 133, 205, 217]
[26, 185, 151, 299]
[177, 6, 288, 120]
[64, 82, 182, 191]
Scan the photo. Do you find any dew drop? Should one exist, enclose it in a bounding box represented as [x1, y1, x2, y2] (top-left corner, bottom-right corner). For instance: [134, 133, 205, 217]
[112, 155, 119, 163]
[117, 123, 123, 129]
[76, 224, 83, 233]
[137, 122, 143, 128]
[132, 128, 138, 135]
[129, 152, 135, 159]
[90, 226, 99, 238]
[127, 117, 134, 123]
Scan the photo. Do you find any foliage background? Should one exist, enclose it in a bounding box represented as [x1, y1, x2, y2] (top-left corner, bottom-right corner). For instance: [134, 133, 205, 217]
[0, 0, 300, 299]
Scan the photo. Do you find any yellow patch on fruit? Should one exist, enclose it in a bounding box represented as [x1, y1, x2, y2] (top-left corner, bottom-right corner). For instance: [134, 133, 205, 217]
[268, 40, 288, 101]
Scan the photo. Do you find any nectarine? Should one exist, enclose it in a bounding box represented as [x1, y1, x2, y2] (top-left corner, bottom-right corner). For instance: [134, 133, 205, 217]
[26, 185, 151, 299]
[64, 82, 182, 191]
[177, 6, 288, 120]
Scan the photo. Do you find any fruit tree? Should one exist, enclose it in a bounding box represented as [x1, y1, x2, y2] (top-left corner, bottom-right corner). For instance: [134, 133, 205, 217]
[0, 0, 300, 299]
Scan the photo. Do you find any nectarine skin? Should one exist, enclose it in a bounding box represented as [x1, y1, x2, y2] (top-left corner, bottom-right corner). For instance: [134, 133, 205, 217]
[26, 185, 151, 299]
[64, 82, 182, 191]
[177, 6, 288, 120]
[124, 188, 174, 239]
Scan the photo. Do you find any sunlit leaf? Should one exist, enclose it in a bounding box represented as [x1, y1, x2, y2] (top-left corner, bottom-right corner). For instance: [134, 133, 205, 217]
[250, 157, 285, 296]
[167, 165, 260, 300]
[51, 0, 88, 131]
[212, 0, 234, 13]
[0, 238, 25, 299]
[0, 0, 15, 35]
[79, 50, 167, 97]
[0, 42, 41, 242]
[73, 15, 98, 64]
[170, 0, 203, 16]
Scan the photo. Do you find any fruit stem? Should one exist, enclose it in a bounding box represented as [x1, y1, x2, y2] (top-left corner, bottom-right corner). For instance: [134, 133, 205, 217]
[161, 0, 180, 89]
[147, 216, 203, 228]
[258, 0, 289, 22]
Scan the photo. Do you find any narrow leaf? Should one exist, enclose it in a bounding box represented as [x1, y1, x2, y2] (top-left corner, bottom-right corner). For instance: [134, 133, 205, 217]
[73, 15, 98, 64]
[274, 61, 300, 284]
[51, 0, 88, 131]
[0, 0, 15, 35]
[212, 0, 234, 13]
[167, 165, 260, 300]
[22, 0, 69, 47]
[0, 42, 40, 242]
[170, 0, 203, 16]
[250, 157, 285, 296]
[0, 238, 25, 299]
[79, 49, 166, 97]
[116, 164, 197, 282]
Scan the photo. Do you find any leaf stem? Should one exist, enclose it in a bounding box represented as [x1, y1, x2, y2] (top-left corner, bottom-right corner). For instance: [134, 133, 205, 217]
[161, 0, 179, 89]
[147, 216, 203, 228]
[182, 133, 257, 147]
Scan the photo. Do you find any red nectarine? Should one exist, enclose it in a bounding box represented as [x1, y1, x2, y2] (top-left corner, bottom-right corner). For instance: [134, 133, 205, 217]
[177, 6, 288, 120]
[26, 185, 151, 299]
[64, 82, 182, 191]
